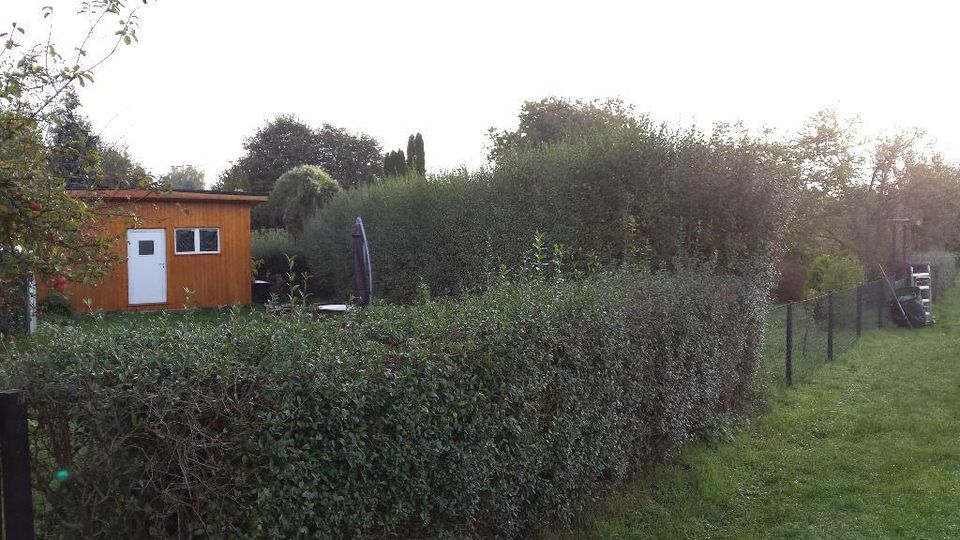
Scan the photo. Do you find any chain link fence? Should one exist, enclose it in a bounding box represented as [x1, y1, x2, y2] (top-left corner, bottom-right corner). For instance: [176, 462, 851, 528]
[763, 279, 889, 386]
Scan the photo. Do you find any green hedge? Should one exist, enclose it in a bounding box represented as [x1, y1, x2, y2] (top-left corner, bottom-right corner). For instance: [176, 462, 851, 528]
[302, 126, 793, 303]
[6, 269, 765, 538]
[252, 228, 309, 294]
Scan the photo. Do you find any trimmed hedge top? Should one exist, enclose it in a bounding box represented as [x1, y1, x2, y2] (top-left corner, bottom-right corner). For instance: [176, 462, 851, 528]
[6, 269, 767, 538]
[302, 126, 793, 302]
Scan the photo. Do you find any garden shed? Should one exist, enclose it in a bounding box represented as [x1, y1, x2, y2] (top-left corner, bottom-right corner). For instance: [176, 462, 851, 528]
[52, 189, 267, 312]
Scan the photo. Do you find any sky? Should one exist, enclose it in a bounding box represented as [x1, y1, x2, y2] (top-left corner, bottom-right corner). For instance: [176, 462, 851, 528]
[4, 0, 960, 185]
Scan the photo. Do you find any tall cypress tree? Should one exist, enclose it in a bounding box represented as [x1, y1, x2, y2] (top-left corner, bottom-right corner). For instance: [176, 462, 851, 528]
[406, 135, 416, 170]
[49, 91, 102, 187]
[383, 149, 408, 177]
[414, 133, 425, 175]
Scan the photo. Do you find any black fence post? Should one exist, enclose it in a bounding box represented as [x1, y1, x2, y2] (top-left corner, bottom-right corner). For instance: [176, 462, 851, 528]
[0, 389, 35, 540]
[827, 291, 835, 362]
[856, 283, 863, 337]
[785, 303, 793, 386]
[877, 280, 884, 329]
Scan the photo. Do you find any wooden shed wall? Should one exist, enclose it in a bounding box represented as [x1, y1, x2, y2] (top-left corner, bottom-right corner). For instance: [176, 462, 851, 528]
[63, 199, 255, 312]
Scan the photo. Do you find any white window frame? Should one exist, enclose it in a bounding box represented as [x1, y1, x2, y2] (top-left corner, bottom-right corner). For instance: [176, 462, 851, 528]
[174, 227, 221, 255]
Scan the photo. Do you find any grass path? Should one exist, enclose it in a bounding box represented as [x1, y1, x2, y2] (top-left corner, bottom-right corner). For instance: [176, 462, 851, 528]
[545, 287, 960, 539]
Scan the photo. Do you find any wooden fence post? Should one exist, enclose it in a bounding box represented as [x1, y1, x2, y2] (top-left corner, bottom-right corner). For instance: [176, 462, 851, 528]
[0, 389, 35, 540]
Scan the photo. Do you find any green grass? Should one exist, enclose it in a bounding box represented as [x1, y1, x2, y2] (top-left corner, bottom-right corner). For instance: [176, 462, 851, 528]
[544, 286, 960, 539]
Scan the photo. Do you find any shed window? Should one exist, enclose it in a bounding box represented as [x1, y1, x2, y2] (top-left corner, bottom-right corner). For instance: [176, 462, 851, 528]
[138, 240, 155, 256]
[175, 228, 220, 254]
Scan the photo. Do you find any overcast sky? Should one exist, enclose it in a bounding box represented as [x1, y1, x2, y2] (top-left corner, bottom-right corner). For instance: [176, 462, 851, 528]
[5, 1, 960, 185]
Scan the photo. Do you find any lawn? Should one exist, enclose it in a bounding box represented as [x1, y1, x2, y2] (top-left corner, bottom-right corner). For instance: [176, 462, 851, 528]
[544, 286, 960, 539]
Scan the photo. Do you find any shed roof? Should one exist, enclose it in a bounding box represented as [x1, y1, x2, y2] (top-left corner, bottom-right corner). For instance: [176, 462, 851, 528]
[68, 189, 268, 204]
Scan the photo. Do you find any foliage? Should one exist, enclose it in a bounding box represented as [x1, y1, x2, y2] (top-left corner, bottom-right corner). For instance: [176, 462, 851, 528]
[160, 164, 205, 190]
[547, 285, 960, 539]
[5, 268, 766, 538]
[252, 227, 302, 269]
[48, 91, 102, 186]
[783, 109, 960, 277]
[38, 291, 75, 318]
[804, 251, 865, 297]
[407, 132, 425, 175]
[214, 116, 316, 193]
[315, 123, 384, 189]
[251, 228, 308, 293]
[910, 249, 958, 299]
[255, 165, 341, 234]
[0, 2, 148, 302]
[0, 114, 120, 294]
[383, 148, 407, 177]
[0, 273, 32, 338]
[100, 142, 149, 187]
[488, 97, 640, 162]
[214, 116, 382, 193]
[771, 257, 805, 302]
[303, 122, 795, 302]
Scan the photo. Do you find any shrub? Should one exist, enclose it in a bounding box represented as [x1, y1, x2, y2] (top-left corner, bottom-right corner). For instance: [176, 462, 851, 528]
[302, 125, 794, 303]
[254, 165, 341, 234]
[804, 251, 864, 297]
[772, 257, 805, 302]
[38, 291, 76, 318]
[251, 228, 308, 294]
[911, 249, 958, 299]
[6, 268, 766, 538]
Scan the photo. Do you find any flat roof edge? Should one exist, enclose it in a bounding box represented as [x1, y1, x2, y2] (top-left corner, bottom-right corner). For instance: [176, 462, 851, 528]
[68, 189, 268, 203]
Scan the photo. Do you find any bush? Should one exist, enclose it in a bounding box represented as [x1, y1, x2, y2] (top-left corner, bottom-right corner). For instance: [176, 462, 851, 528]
[302, 125, 794, 303]
[254, 165, 341, 234]
[6, 268, 766, 538]
[251, 228, 308, 294]
[38, 291, 75, 318]
[772, 257, 805, 302]
[911, 249, 958, 299]
[804, 251, 864, 297]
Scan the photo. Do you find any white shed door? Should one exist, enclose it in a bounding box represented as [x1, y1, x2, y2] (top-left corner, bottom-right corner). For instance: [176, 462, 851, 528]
[127, 229, 167, 305]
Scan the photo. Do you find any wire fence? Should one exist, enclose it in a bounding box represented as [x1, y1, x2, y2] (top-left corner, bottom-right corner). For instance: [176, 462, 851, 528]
[762, 279, 890, 386]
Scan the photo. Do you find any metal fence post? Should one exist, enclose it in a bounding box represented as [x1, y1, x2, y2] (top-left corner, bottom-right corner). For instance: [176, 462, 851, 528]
[827, 291, 835, 362]
[877, 280, 884, 328]
[0, 389, 35, 540]
[856, 283, 863, 337]
[785, 303, 793, 386]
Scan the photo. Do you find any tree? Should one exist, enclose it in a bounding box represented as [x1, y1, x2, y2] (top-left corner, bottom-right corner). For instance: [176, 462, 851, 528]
[315, 123, 383, 189]
[784, 110, 865, 262]
[160, 165, 205, 191]
[383, 149, 407, 177]
[100, 142, 148, 188]
[215, 116, 383, 193]
[406, 134, 415, 170]
[396, 133, 425, 177]
[258, 165, 341, 234]
[215, 116, 321, 193]
[413, 133, 425, 175]
[1, 2, 148, 304]
[48, 90, 102, 187]
[804, 251, 865, 297]
[488, 97, 639, 162]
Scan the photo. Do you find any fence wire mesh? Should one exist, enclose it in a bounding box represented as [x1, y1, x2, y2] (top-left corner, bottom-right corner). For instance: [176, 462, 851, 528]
[763, 279, 888, 386]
